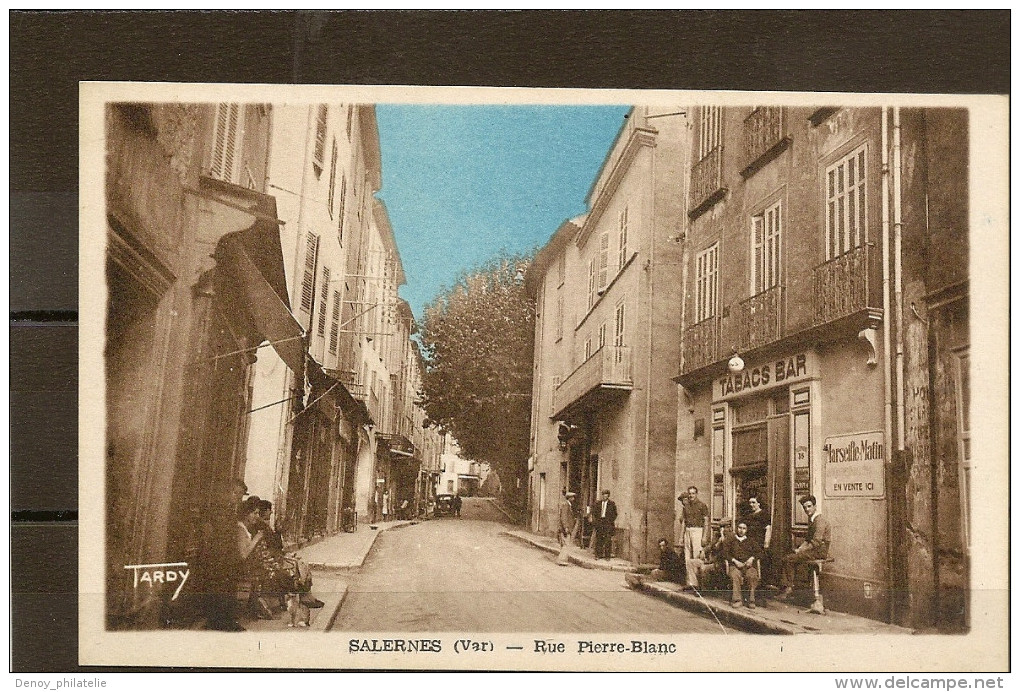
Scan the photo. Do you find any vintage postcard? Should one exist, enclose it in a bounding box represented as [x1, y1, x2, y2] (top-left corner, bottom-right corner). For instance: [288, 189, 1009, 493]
[79, 82, 1008, 670]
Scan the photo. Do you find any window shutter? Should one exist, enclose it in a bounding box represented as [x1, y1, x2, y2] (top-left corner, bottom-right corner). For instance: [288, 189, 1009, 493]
[618, 207, 628, 270]
[329, 289, 341, 354]
[317, 266, 331, 336]
[328, 139, 338, 217]
[614, 301, 625, 347]
[588, 258, 597, 309]
[313, 105, 328, 174]
[210, 103, 241, 182]
[598, 231, 609, 291]
[300, 233, 320, 313]
[337, 175, 346, 245]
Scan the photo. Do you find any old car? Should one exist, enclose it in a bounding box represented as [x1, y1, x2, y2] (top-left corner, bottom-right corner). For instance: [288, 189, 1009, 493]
[434, 494, 455, 518]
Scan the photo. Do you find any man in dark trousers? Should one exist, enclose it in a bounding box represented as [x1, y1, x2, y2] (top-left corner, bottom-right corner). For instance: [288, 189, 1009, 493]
[650, 538, 687, 585]
[592, 489, 618, 560]
[724, 519, 764, 608]
[778, 495, 832, 600]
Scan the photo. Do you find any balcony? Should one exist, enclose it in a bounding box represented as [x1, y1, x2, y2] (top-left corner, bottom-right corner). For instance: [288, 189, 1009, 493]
[689, 146, 725, 217]
[813, 244, 881, 330]
[550, 345, 632, 420]
[741, 107, 790, 177]
[682, 316, 720, 374]
[734, 285, 784, 352]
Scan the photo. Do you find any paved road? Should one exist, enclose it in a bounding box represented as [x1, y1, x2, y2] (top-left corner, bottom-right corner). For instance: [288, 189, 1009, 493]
[330, 498, 720, 633]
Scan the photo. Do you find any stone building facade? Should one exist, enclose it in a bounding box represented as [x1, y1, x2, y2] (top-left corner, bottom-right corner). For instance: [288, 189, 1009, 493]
[525, 106, 691, 563]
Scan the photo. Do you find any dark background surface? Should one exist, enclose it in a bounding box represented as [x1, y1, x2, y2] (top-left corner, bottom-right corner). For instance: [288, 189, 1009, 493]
[10, 9, 1009, 672]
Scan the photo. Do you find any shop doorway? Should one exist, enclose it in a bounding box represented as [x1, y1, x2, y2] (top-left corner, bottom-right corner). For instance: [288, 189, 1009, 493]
[729, 391, 792, 569]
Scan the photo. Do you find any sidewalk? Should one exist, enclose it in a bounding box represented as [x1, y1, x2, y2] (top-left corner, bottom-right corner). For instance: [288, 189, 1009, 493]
[502, 528, 910, 636]
[501, 528, 643, 573]
[239, 519, 414, 632]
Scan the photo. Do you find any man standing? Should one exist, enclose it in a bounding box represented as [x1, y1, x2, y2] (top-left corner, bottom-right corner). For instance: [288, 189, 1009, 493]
[592, 489, 617, 560]
[558, 492, 578, 547]
[778, 495, 832, 600]
[724, 520, 764, 608]
[680, 486, 710, 581]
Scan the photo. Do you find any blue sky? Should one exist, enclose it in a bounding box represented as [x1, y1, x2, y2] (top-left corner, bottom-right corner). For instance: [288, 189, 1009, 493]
[375, 104, 631, 319]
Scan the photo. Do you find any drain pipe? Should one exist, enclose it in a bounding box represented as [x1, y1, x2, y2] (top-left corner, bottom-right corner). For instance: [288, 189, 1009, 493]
[892, 107, 907, 455]
[642, 117, 656, 563]
[881, 108, 895, 624]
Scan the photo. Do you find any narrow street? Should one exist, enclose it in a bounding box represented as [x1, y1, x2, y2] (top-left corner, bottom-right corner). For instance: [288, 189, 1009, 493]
[330, 498, 719, 633]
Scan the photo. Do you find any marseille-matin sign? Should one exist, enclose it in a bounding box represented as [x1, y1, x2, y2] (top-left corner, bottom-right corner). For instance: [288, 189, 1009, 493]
[824, 431, 886, 498]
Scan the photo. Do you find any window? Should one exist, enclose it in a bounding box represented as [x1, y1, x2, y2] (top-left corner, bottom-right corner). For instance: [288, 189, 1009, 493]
[346, 105, 354, 139]
[955, 349, 970, 550]
[598, 322, 607, 350]
[539, 473, 547, 511]
[555, 293, 563, 342]
[792, 388, 812, 526]
[329, 290, 341, 354]
[598, 231, 610, 292]
[695, 243, 719, 323]
[614, 301, 626, 349]
[299, 233, 320, 313]
[699, 106, 722, 160]
[328, 139, 338, 217]
[584, 336, 593, 362]
[825, 144, 867, 260]
[209, 103, 243, 183]
[337, 175, 346, 245]
[317, 266, 331, 336]
[752, 201, 782, 295]
[711, 412, 727, 521]
[313, 105, 328, 175]
[587, 257, 597, 309]
[557, 253, 566, 287]
[618, 207, 629, 271]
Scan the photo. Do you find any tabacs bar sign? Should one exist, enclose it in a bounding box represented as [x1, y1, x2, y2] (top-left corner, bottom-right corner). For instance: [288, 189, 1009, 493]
[824, 431, 885, 498]
[716, 352, 815, 401]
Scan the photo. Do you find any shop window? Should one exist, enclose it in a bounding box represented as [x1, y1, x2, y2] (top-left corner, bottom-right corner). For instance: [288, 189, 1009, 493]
[711, 411, 727, 521]
[792, 409, 812, 526]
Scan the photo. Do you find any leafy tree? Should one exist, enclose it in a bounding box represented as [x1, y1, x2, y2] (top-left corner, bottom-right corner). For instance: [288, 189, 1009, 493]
[419, 251, 534, 511]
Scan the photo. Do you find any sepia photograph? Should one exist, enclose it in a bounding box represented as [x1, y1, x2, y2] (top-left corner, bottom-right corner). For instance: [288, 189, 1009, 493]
[79, 82, 1007, 671]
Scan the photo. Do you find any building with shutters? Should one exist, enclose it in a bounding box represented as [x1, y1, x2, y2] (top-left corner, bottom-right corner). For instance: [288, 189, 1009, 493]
[104, 101, 304, 628]
[672, 104, 970, 630]
[524, 106, 691, 564]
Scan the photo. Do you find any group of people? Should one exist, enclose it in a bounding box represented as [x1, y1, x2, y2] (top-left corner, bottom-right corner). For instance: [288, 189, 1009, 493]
[557, 489, 618, 561]
[201, 479, 322, 631]
[652, 486, 831, 610]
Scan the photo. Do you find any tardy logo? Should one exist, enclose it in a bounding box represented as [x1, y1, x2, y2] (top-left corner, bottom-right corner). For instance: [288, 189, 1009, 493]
[124, 562, 190, 601]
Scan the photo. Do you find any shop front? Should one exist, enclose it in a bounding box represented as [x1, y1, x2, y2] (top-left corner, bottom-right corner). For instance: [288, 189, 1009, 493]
[678, 347, 891, 621]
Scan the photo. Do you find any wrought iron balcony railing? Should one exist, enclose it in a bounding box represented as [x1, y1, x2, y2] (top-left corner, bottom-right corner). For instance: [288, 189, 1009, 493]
[734, 285, 785, 352]
[551, 345, 632, 419]
[812, 244, 875, 325]
[689, 146, 724, 215]
[682, 315, 720, 374]
[742, 107, 789, 175]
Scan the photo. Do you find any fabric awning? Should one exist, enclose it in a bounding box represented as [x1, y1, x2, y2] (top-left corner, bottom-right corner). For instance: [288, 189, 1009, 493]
[210, 184, 306, 381]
